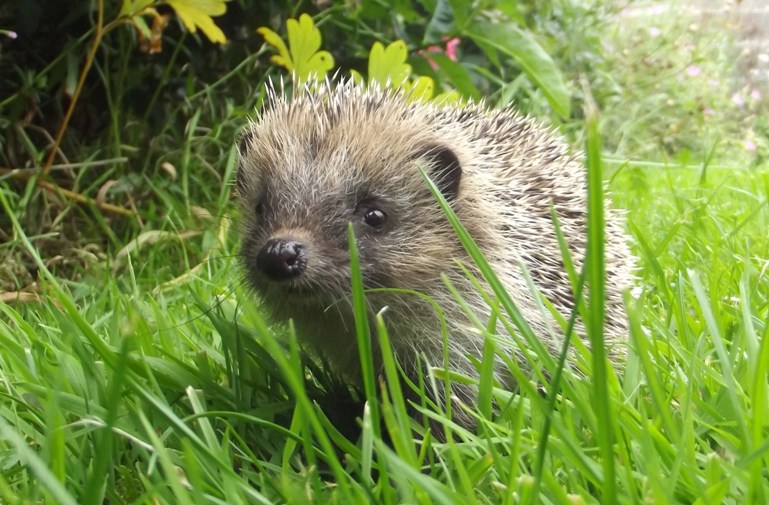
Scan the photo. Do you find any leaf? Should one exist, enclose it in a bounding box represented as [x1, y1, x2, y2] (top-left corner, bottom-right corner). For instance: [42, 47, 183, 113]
[286, 14, 334, 80]
[368, 40, 411, 88]
[167, 0, 228, 44]
[365, 40, 458, 103]
[257, 14, 334, 82]
[120, 0, 154, 17]
[433, 90, 461, 105]
[130, 14, 153, 39]
[447, 0, 471, 27]
[429, 53, 480, 102]
[423, 0, 456, 45]
[256, 26, 292, 70]
[402, 76, 434, 102]
[350, 69, 365, 85]
[464, 20, 570, 117]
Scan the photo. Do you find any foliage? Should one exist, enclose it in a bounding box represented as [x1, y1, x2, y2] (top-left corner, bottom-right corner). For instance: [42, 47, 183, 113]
[353, 40, 449, 102]
[164, 0, 228, 43]
[257, 13, 334, 83]
[120, 0, 229, 44]
[1, 0, 768, 503]
[597, 3, 769, 164]
[0, 0, 592, 296]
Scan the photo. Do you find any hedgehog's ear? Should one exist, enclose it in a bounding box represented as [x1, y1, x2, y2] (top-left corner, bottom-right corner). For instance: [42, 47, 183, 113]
[413, 143, 462, 201]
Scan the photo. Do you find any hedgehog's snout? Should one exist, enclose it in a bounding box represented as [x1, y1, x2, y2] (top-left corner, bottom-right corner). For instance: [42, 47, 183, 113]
[257, 238, 307, 281]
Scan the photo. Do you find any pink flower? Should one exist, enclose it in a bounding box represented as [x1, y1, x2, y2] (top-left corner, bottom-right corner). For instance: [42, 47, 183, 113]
[732, 93, 745, 107]
[708, 79, 719, 88]
[686, 65, 701, 77]
[703, 107, 715, 116]
[648, 27, 661, 37]
[744, 139, 757, 152]
[422, 37, 461, 69]
[751, 88, 762, 101]
[445, 37, 460, 61]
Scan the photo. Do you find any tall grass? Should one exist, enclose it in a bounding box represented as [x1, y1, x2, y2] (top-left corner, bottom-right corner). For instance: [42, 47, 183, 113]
[3, 124, 769, 502]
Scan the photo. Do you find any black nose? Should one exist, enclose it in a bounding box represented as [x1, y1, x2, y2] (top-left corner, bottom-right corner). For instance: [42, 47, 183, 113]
[256, 238, 307, 281]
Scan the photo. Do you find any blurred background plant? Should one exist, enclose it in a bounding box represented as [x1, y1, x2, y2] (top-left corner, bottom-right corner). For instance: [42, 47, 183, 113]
[600, 2, 769, 165]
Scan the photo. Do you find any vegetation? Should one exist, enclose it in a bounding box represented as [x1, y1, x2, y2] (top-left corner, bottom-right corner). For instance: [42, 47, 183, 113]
[1, 0, 767, 503]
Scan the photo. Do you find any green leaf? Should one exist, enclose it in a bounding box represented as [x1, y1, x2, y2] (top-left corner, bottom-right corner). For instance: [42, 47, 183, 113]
[448, 0, 471, 26]
[429, 53, 480, 102]
[0, 417, 79, 505]
[120, 0, 154, 17]
[368, 40, 411, 88]
[167, 0, 228, 44]
[403, 75, 435, 102]
[423, 0, 456, 45]
[130, 14, 153, 39]
[465, 20, 570, 117]
[583, 85, 617, 505]
[433, 90, 461, 104]
[256, 26, 292, 70]
[350, 69, 364, 85]
[257, 13, 334, 82]
[285, 14, 334, 81]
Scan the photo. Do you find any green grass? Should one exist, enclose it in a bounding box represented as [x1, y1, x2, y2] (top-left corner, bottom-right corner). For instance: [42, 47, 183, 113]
[2, 142, 769, 503]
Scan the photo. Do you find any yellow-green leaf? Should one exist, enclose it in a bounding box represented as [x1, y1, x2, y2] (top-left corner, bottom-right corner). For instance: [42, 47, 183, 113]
[349, 69, 364, 85]
[286, 14, 333, 80]
[256, 26, 292, 70]
[257, 13, 334, 82]
[120, 0, 155, 17]
[433, 90, 461, 105]
[402, 75, 434, 102]
[130, 14, 153, 39]
[167, 0, 228, 44]
[368, 40, 411, 88]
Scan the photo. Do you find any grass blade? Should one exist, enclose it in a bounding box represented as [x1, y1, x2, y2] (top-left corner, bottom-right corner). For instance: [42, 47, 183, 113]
[583, 80, 617, 504]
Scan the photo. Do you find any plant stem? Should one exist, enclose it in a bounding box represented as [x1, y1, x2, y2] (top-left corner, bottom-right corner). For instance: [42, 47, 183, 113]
[42, 0, 116, 175]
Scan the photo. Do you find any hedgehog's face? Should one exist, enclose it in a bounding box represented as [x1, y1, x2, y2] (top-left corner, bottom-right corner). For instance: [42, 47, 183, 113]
[235, 108, 464, 319]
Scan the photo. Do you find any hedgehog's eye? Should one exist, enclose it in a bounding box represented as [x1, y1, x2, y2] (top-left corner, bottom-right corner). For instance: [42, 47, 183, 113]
[255, 198, 265, 217]
[363, 208, 387, 229]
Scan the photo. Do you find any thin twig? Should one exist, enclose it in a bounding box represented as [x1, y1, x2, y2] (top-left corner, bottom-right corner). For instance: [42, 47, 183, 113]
[41, 0, 119, 175]
[1, 166, 137, 217]
[8, 0, 138, 219]
[0, 292, 41, 304]
[36, 178, 137, 217]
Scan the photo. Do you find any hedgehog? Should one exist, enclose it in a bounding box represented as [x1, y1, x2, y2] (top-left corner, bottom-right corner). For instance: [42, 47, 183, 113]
[235, 80, 635, 427]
